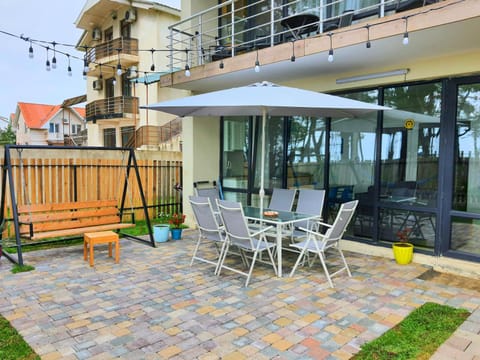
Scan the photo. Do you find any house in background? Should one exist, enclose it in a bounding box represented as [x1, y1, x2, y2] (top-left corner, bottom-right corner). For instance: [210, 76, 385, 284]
[12, 102, 86, 146]
[75, 0, 187, 150]
[157, 0, 480, 275]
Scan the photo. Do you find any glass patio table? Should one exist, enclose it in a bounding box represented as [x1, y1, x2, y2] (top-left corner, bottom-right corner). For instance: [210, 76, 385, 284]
[243, 206, 319, 277]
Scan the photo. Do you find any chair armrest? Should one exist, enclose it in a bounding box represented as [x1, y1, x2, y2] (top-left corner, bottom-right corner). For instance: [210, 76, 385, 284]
[249, 225, 274, 237]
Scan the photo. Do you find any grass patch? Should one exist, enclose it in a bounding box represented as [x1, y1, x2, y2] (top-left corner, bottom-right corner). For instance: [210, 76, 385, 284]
[11, 264, 35, 274]
[0, 314, 40, 360]
[352, 302, 470, 360]
[121, 218, 168, 237]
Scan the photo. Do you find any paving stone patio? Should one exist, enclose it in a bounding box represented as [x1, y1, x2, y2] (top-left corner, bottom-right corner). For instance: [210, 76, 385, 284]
[0, 230, 479, 359]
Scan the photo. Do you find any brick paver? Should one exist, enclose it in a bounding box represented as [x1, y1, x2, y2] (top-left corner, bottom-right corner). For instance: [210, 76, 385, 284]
[0, 230, 479, 359]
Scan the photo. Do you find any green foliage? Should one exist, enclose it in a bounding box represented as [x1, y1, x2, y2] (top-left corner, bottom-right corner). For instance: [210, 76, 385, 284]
[0, 315, 40, 360]
[352, 302, 470, 360]
[11, 264, 35, 274]
[0, 124, 16, 145]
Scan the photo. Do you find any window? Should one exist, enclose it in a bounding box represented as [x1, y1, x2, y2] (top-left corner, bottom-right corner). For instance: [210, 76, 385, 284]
[49, 123, 59, 133]
[71, 125, 82, 134]
[104, 128, 116, 147]
[121, 126, 135, 146]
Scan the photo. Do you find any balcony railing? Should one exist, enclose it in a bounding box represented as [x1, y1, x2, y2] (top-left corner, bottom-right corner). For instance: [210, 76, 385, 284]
[85, 37, 139, 64]
[86, 96, 139, 122]
[167, 0, 439, 71]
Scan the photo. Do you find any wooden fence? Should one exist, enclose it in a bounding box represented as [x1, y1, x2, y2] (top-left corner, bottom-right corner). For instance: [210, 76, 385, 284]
[0, 146, 182, 241]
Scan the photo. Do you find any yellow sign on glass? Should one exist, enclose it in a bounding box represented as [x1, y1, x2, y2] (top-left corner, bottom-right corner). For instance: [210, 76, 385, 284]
[404, 118, 415, 130]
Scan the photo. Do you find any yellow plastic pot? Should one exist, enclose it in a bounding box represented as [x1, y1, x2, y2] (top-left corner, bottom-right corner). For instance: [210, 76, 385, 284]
[392, 242, 414, 265]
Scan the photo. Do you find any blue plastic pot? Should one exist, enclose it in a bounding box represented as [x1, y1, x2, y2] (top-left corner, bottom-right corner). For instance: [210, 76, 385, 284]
[153, 224, 170, 243]
[171, 228, 183, 240]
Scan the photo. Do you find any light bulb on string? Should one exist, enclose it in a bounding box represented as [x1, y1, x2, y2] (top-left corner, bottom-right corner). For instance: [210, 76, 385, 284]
[327, 33, 334, 63]
[51, 42, 57, 69]
[254, 49, 260, 72]
[402, 17, 409, 45]
[365, 25, 371, 49]
[67, 54, 72, 76]
[184, 49, 191, 76]
[116, 48, 122, 75]
[290, 40, 296, 62]
[219, 60, 224, 69]
[45, 47, 51, 71]
[28, 41, 34, 59]
[83, 70, 87, 80]
[150, 49, 155, 71]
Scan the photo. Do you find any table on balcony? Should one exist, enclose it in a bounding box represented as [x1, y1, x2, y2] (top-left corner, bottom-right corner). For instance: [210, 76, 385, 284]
[281, 13, 319, 40]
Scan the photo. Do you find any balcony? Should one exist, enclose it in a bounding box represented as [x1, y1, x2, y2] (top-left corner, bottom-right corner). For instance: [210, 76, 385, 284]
[167, 0, 439, 72]
[85, 37, 139, 77]
[86, 96, 139, 122]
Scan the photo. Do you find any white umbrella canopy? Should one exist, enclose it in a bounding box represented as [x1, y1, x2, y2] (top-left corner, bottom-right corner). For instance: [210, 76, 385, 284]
[143, 81, 390, 209]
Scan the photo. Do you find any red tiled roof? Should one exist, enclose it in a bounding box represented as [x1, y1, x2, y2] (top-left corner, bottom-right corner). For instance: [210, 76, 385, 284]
[18, 102, 60, 129]
[74, 107, 86, 118]
[17, 103, 86, 129]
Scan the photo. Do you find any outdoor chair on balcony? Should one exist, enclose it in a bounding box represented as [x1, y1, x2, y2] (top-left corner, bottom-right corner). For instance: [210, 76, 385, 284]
[216, 199, 277, 286]
[189, 196, 226, 274]
[289, 200, 358, 288]
[322, 10, 354, 33]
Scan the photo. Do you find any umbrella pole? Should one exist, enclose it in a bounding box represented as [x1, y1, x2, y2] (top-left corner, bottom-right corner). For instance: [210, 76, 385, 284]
[259, 108, 266, 211]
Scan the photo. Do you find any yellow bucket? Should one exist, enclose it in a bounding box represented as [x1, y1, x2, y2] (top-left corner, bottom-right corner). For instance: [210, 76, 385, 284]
[392, 242, 414, 265]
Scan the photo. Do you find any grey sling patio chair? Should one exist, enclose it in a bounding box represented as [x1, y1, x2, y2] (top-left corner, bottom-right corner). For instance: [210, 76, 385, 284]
[289, 200, 358, 288]
[290, 189, 326, 243]
[194, 180, 223, 213]
[216, 199, 278, 286]
[189, 196, 226, 274]
[268, 188, 297, 212]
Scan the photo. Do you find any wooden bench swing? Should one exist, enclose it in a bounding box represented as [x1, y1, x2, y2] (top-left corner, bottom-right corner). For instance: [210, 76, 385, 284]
[0, 145, 155, 266]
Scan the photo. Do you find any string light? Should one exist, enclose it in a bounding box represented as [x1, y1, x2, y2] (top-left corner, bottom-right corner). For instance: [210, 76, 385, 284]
[51, 42, 57, 69]
[150, 49, 155, 71]
[254, 49, 260, 72]
[184, 49, 191, 77]
[67, 54, 72, 76]
[365, 25, 371, 49]
[290, 40, 296, 62]
[327, 33, 334, 63]
[28, 40, 34, 59]
[45, 47, 51, 71]
[402, 17, 409, 45]
[1, 0, 457, 78]
[99, 64, 103, 80]
[116, 48, 122, 75]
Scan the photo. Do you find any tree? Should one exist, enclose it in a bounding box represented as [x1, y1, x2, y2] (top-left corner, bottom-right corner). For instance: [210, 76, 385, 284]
[0, 124, 16, 145]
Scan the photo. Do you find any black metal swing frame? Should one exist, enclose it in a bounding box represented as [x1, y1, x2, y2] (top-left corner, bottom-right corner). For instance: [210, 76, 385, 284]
[0, 144, 156, 266]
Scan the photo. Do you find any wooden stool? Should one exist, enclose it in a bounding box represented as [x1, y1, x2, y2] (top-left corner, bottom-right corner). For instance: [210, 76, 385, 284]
[84, 231, 120, 267]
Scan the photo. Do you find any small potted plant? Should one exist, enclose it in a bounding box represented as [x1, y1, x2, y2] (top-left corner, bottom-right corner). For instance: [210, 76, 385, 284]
[153, 213, 171, 243]
[169, 213, 187, 240]
[392, 227, 414, 264]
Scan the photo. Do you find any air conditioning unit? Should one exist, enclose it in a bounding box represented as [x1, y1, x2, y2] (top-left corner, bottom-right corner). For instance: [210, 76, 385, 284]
[127, 66, 138, 79]
[124, 8, 136, 23]
[92, 80, 103, 90]
[92, 28, 102, 41]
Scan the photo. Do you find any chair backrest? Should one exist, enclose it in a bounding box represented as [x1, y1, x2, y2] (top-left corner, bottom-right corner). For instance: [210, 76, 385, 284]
[295, 189, 326, 228]
[217, 199, 252, 247]
[325, 200, 359, 241]
[189, 196, 222, 241]
[194, 181, 221, 212]
[339, 10, 354, 28]
[268, 188, 297, 212]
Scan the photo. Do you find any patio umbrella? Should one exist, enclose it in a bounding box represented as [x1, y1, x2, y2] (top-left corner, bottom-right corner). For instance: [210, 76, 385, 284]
[143, 81, 389, 209]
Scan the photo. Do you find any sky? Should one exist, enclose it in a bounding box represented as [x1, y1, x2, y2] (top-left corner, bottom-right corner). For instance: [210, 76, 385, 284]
[0, 0, 88, 118]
